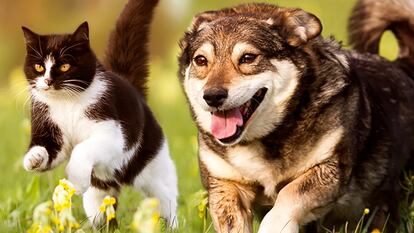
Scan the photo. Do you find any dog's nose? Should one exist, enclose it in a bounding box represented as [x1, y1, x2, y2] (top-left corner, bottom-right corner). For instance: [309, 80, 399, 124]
[203, 87, 228, 107]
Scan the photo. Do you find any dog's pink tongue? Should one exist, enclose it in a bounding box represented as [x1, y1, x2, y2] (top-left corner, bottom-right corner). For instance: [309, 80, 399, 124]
[211, 108, 243, 139]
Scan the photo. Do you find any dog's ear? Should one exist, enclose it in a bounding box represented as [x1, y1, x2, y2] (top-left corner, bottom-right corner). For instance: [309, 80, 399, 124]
[266, 8, 322, 47]
[180, 11, 223, 51]
[188, 11, 223, 32]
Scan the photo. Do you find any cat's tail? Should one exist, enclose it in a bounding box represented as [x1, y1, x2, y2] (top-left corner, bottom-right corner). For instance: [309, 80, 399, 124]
[104, 0, 159, 97]
[348, 0, 414, 66]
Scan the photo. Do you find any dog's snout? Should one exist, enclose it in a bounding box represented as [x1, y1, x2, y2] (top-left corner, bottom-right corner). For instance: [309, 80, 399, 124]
[203, 87, 228, 107]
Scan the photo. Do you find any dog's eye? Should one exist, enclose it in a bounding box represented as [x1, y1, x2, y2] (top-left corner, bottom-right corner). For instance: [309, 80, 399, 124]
[239, 54, 258, 64]
[194, 55, 208, 66]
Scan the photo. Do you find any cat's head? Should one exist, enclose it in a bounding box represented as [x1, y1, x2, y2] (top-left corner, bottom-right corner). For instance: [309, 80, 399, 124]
[22, 22, 97, 96]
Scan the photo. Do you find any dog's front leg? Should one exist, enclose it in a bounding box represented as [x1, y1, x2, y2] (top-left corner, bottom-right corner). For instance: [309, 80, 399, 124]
[208, 177, 255, 233]
[258, 159, 341, 233]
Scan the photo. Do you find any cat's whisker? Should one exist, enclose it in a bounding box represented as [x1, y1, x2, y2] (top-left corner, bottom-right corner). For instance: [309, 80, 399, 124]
[60, 53, 76, 61]
[13, 86, 31, 98]
[62, 79, 89, 84]
[61, 84, 86, 94]
[63, 89, 74, 101]
[62, 80, 89, 90]
[62, 82, 86, 90]
[37, 37, 44, 57]
[61, 82, 89, 90]
[28, 54, 41, 59]
[23, 95, 32, 111]
[26, 44, 43, 59]
[60, 41, 86, 57]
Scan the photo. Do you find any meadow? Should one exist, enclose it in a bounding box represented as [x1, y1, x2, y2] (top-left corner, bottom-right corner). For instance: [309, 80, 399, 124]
[0, 0, 412, 232]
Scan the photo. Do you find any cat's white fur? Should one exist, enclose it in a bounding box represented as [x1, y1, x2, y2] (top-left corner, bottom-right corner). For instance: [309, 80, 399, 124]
[24, 59, 178, 226]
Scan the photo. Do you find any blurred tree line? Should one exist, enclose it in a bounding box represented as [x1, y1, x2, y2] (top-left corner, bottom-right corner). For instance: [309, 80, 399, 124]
[1, 0, 398, 88]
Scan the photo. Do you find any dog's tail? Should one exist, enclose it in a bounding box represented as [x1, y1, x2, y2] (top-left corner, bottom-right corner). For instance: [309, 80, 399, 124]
[348, 0, 414, 65]
[104, 0, 159, 97]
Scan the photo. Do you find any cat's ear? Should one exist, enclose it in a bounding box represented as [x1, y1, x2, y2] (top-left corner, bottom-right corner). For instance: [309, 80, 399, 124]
[21, 26, 39, 44]
[72, 21, 89, 42]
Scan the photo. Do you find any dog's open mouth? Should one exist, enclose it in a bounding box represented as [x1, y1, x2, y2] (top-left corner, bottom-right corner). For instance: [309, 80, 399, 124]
[210, 88, 268, 144]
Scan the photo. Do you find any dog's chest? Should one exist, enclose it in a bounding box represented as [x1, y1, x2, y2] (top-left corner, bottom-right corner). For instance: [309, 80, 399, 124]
[227, 144, 280, 196]
[201, 127, 345, 197]
[200, 142, 281, 197]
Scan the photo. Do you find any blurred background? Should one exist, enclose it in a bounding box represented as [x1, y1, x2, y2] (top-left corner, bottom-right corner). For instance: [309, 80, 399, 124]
[0, 0, 400, 232]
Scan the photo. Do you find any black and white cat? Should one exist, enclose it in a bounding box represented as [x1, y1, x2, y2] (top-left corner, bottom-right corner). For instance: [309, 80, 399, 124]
[21, 0, 178, 227]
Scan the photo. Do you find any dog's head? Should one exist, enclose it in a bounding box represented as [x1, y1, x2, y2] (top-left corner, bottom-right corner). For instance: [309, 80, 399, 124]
[178, 3, 322, 146]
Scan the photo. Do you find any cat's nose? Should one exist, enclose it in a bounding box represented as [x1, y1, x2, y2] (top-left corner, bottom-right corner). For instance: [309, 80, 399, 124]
[44, 78, 52, 86]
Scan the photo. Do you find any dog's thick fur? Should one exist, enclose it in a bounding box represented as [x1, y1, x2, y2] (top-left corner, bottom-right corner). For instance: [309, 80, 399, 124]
[178, 1, 414, 232]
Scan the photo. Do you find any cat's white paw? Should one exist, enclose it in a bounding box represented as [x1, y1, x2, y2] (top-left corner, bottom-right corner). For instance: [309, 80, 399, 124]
[23, 146, 49, 171]
[66, 160, 92, 195]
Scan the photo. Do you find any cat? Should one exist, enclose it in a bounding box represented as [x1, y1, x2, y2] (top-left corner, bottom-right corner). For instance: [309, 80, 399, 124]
[21, 0, 178, 228]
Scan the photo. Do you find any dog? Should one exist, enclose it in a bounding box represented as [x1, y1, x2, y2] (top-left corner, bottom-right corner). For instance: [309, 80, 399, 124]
[178, 0, 414, 232]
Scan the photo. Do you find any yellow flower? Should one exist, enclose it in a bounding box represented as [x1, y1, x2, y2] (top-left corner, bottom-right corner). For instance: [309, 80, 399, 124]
[28, 179, 80, 233]
[151, 212, 160, 223]
[107, 212, 116, 222]
[194, 190, 208, 219]
[364, 208, 370, 215]
[103, 196, 116, 205]
[69, 222, 81, 229]
[148, 198, 159, 208]
[59, 179, 76, 196]
[51, 215, 60, 225]
[132, 198, 161, 233]
[371, 228, 381, 233]
[99, 204, 106, 213]
[99, 195, 117, 223]
[106, 205, 116, 223]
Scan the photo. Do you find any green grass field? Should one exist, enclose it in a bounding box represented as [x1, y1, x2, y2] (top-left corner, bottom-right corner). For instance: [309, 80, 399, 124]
[0, 0, 412, 232]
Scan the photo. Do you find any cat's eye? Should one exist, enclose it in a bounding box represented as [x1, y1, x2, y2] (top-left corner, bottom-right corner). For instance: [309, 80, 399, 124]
[239, 53, 258, 65]
[60, 64, 71, 72]
[34, 64, 44, 73]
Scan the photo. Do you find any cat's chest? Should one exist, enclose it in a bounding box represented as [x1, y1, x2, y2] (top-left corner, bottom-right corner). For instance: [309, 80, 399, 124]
[47, 100, 96, 143]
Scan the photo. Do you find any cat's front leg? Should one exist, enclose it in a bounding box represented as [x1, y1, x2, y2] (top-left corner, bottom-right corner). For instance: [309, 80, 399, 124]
[24, 102, 65, 172]
[66, 143, 94, 194]
[23, 146, 49, 171]
[66, 137, 123, 194]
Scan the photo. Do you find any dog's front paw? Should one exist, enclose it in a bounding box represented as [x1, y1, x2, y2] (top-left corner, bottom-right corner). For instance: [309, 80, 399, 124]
[66, 161, 92, 195]
[258, 211, 299, 233]
[23, 146, 49, 171]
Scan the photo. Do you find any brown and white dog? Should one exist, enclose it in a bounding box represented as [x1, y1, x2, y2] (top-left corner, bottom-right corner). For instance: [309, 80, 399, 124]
[178, 0, 414, 232]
